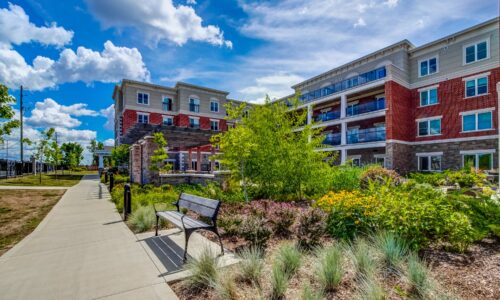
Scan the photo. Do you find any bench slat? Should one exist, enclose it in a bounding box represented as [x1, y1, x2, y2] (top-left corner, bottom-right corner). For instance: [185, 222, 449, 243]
[179, 193, 220, 209]
[157, 211, 211, 229]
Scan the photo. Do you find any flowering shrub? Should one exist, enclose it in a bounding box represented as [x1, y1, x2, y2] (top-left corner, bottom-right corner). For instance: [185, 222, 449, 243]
[360, 165, 402, 189]
[316, 190, 381, 239]
[239, 215, 272, 250]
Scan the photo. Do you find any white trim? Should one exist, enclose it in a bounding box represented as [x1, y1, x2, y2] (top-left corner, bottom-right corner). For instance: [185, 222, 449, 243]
[462, 37, 490, 66]
[373, 154, 386, 158]
[459, 107, 495, 115]
[188, 116, 200, 120]
[460, 149, 495, 154]
[210, 99, 220, 112]
[419, 87, 439, 107]
[417, 84, 439, 92]
[462, 71, 491, 81]
[464, 75, 489, 98]
[415, 115, 442, 122]
[461, 109, 494, 132]
[136, 91, 150, 105]
[416, 152, 443, 156]
[418, 55, 439, 78]
[387, 135, 498, 145]
[417, 154, 442, 172]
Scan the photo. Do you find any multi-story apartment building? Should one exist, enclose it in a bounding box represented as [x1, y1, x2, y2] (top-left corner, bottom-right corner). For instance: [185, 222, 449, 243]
[112, 80, 247, 172]
[280, 18, 499, 173]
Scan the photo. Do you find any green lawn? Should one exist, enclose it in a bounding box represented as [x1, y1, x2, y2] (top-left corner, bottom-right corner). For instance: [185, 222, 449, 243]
[0, 171, 97, 187]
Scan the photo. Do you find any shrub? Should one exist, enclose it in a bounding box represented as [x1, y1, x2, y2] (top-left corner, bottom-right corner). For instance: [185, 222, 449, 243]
[185, 246, 219, 291]
[444, 168, 488, 188]
[275, 243, 302, 277]
[239, 215, 272, 250]
[316, 190, 380, 240]
[295, 208, 326, 250]
[360, 165, 402, 189]
[269, 206, 297, 237]
[329, 165, 363, 192]
[315, 244, 344, 292]
[127, 205, 157, 232]
[301, 284, 323, 300]
[372, 231, 408, 272]
[349, 238, 377, 278]
[237, 246, 264, 284]
[218, 214, 243, 237]
[356, 276, 386, 300]
[406, 253, 433, 298]
[270, 260, 289, 300]
[409, 172, 446, 186]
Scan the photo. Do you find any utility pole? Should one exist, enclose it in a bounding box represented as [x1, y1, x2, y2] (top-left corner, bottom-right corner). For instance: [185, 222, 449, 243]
[19, 85, 24, 162]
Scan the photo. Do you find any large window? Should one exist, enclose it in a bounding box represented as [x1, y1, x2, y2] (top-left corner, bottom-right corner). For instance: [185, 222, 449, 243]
[418, 154, 442, 171]
[162, 116, 173, 126]
[420, 88, 438, 106]
[464, 40, 488, 64]
[189, 117, 200, 128]
[465, 76, 488, 97]
[418, 118, 441, 136]
[137, 113, 149, 124]
[419, 57, 438, 77]
[210, 120, 219, 131]
[137, 92, 149, 105]
[162, 97, 172, 111]
[189, 98, 200, 112]
[462, 110, 492, 132]
[462, 152, 493, 170]
[210, 100, 219, 112]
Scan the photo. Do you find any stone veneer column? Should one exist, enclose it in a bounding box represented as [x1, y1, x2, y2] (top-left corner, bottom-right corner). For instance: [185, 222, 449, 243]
[187, 149, 192, 170]
[140, 136, 156, 184]
[210, 147, 216, 173]
[196, 148, 202, 172]
[129, 144, 142, 184]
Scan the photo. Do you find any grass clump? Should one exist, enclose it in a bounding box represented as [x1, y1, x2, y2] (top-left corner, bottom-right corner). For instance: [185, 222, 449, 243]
[372, 231, 408, 272]
[275, 243, 302, 277]
[349, 238, 378, 278]
[185, 247, 219, 291]
[356, 276, 386, 300]
[315, 244, 344, 292]
[211, 270, 238, 300]
[238, 246, 264, 284]
[127, 205, 156, 232]
[300, 284, 323, 300]
[406, 253, 433, 298]
[270, 261, 289, 300]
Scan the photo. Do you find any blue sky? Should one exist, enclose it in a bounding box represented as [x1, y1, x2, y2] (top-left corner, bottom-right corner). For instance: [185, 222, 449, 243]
[0, 0, 498, 163]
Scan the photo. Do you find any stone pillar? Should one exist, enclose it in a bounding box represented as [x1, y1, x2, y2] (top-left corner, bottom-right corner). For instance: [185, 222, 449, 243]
[129, 144, 142, 184]
[341, 122, 347, 145]
[187, 149, 192, 171]
[196, 148, 202, 172]
[210, 147, 216, 173]
[340, 94, 347, 118]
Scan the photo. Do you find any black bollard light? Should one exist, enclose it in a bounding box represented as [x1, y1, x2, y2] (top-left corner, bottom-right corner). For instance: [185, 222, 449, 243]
[109, 172, 114, 192]
[104, 171, 108, 183]
[123, 184, 132, 220]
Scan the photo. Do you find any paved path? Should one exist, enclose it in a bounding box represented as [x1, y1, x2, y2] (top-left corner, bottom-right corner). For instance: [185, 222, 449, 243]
[0, 185, 68, 190]
[0, 175, 178, 300]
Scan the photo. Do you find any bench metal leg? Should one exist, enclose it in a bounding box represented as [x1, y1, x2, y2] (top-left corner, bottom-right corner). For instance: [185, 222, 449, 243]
[214, 228, 224, 256]
[155, 215, 160, 236]
[183, 230, 193, 262]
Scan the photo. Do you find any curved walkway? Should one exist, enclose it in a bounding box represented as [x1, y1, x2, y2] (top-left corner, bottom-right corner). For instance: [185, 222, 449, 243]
[0, 175, 177, 300]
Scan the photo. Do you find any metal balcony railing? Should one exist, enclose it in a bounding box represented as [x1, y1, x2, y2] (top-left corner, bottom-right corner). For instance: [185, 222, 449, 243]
[347, 127, 386, 144]
[346, 98, 385, 117]
[322, 133, 341, 146]
[315, 110, 341, 122]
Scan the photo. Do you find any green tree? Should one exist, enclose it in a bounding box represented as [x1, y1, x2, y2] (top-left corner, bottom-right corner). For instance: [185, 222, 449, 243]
[111, 144, 129, 167]
[34, 128, 55, 184]
[87, 139, 104, 166]
[212, 93, 333, 200]
[0, 84, 20, 143]
[61, 142, 84, 170]
[149, 133, 171, 182]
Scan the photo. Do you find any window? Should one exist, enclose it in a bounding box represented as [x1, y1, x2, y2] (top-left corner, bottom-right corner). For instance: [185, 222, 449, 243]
[162, 97, 172, 111]
[462, 152, 493, 170]
[210, 120, 219, 131]
[137, 92, 149, 105]
[418, 155, 442, 171]
[418, 118, 441, 136]
[137, 113, 149, 124]
[162, 116, 173, 126]
[189, 117, 200, 128]
[375, 156, 385, 166]
[464, 40, 489, 64]
[420, 88, 438, 106]
[462, 110, 492, 132]
[210, 100, 219, 112]
[189, 98, 200, 112]
[419, 57, 438, 77]
[465, 77, 488, 97]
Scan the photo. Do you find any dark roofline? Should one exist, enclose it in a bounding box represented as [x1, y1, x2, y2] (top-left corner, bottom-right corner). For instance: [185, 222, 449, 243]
[175, 81, 229, 95]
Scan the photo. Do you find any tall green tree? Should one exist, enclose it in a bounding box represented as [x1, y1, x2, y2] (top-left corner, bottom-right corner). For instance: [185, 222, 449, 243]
[61, 142, 84, 170]
[111, 144, 129, 167]
[87, 139, 104, 166]
[212, 93, 333, 200]
[0, 84, 20, 143]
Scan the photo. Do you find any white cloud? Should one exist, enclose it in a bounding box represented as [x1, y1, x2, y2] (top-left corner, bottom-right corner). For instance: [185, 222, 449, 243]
[103, 138, 115, 146]
[26, 98, 97, 128]
[0, 41, 150, 91]
[384, 0, 400, 8]
[239, 73, 304, 103]
[354, 18, 366, 28]
[0, 3, 73, 48]
[85, 0, 232, 48]
[100, 104, 114, 131]
[186, 0, 197, 5]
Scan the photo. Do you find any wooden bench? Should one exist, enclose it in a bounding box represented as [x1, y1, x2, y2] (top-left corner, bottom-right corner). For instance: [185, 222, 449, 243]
[154, 193, 224, 262]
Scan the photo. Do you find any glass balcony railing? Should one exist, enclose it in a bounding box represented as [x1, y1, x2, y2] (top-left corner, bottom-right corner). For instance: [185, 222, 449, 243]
[189, 104, 200, 112]
[346, 98, 385, 117]
[323, 133, 341, 146]
[315, 110, 340, 123]
[347, 127, 386, 144]
[298, 67, 386, 103]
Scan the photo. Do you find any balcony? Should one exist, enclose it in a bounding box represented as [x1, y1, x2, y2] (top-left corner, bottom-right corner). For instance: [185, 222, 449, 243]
[315, 110, 340, 123]
[189, 104, 200, 113]
[347, 127, 386, 144]
[323, 133, 341, 146]
[346, 98, 385, 117]
[299, 67, 386, 103]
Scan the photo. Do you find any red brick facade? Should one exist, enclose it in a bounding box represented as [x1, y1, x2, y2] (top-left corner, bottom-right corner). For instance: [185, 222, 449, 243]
[385, 81, 414, 141]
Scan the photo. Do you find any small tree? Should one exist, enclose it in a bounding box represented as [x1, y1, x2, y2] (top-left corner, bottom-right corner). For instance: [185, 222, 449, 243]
[111, 144, 129, 167]
[0, 84, 20, 143]
[61, 142, 84, 172]
[34, 128, 55, 184]
[149, 133, 171, 183]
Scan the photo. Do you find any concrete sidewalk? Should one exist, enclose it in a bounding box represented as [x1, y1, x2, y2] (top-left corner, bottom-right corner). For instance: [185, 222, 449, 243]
[0, 175, 178, 300]
[0, 185, 68, 190]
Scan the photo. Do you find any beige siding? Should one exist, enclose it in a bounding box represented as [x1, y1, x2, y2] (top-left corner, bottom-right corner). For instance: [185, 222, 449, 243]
[178, 87, 228, 117]
[123, 84, 177, 112]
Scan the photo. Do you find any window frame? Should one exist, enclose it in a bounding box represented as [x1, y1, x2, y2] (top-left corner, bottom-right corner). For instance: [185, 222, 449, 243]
[416, 116, 442, 137]
[137, 91, 150, 105]
[463, 38, 490, 65]
[464, 76, 488, 98]
[210, 119, 220, 131]
[419, 85, 439, 107]
[188, 116, 200, 128]
[460, 150, 494, 170]
[137, 112, 149, 124]
[418, 55, 439, 78]
[189, 98, 200, 113]
[417, 152, 442, 172]
[461, 109, 494, 132]
[210, 99, 219, 113]
[162, 115, 173, 126]
[162, 96, 173, 111]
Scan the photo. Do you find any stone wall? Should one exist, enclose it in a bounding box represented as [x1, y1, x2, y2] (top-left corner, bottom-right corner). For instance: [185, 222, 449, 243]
[386, 142, 414, 174]
[347, 147, 385, 165]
